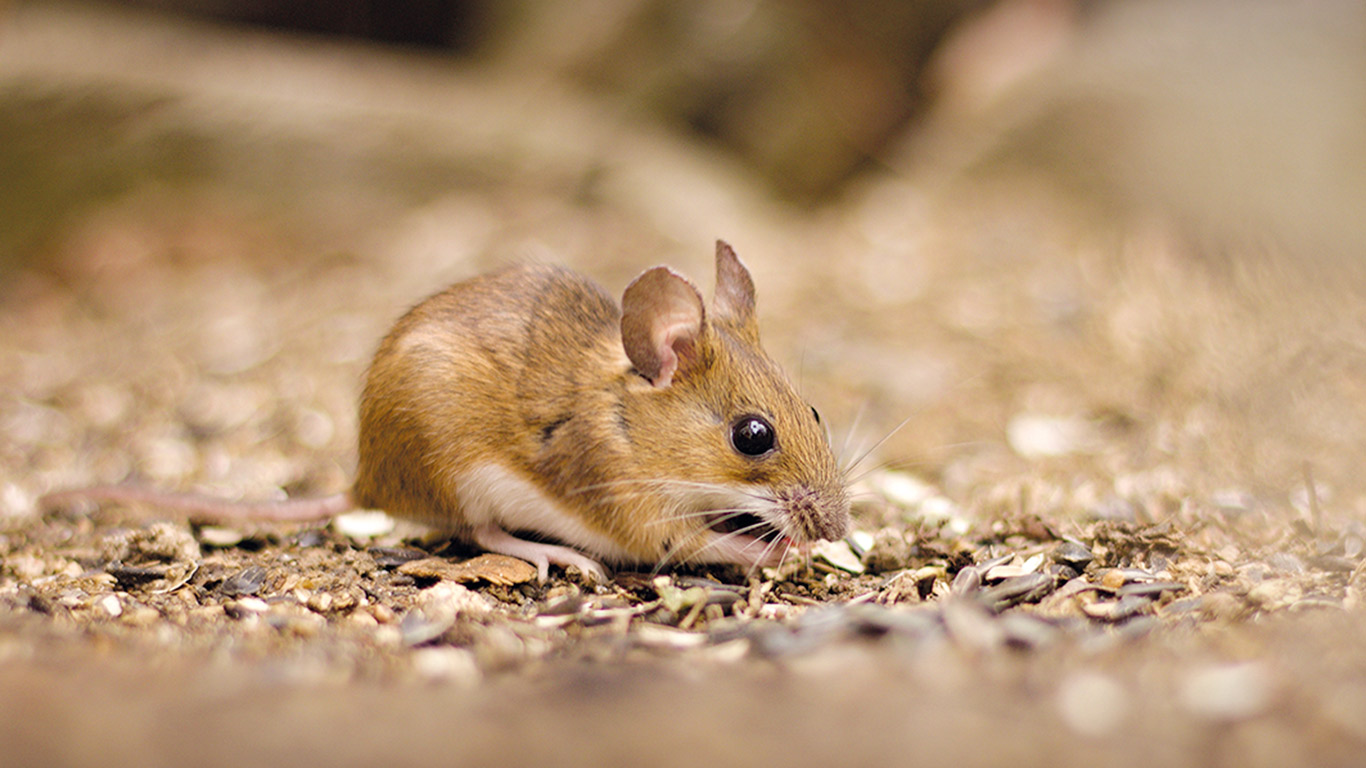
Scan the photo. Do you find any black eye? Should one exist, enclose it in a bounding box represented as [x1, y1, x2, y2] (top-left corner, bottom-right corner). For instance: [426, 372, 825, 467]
[731, 415, 776, 457]
[810, 406, 821, 424]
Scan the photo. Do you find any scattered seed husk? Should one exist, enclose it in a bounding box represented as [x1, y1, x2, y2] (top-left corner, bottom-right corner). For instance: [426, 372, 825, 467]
[369, 546, 429, 567]
[399, 555, 537, 586]
[1307, 555, 1356, 573]
[634, 624, 707, 650]
[1116, 581, 1187, 598]
[220, 565, 268, 596]
[1051, 540, 1095, 570]
[813, 539, 865, 574]
[979, 572, 1056, 612]
[104, 562, 167, 588]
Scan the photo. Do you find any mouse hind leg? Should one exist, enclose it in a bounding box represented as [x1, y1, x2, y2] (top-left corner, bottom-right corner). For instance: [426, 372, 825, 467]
[471, 524, 607, 583]
[454, 463, 625, 583]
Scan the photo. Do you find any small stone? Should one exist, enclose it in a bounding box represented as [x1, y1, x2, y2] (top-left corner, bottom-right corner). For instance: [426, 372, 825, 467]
[1179, 662, 1275, 722]
[197, 526, 244, 548]
[411, 647, 481, 686]
[415, 580, 495, 620]
[332, 511, 395, 539]
[94, 593, 122, 617]
[224, 597, 269, 619]
[634, 624, 707, 650]
[1057, 672, 1129, 737]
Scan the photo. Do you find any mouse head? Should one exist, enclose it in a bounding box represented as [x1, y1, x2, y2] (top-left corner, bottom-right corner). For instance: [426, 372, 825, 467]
[619, 241, 850, 564]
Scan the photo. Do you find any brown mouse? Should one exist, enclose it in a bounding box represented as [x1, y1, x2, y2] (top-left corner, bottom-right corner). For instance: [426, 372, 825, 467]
[41, 241, 850, 582]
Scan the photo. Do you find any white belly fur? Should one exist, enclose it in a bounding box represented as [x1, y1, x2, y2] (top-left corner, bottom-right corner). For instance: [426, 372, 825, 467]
[456, 462, 635, 563]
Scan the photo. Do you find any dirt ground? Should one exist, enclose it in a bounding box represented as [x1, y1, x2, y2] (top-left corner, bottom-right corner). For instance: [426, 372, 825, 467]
[3, 4, 1366, 767]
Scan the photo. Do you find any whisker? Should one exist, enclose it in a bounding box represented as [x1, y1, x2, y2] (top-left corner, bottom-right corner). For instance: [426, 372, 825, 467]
[838, 401, 869, 467]
[642, 506, 760, 528]
[566, 478, 769, 503]
[842, 413, 917, 477]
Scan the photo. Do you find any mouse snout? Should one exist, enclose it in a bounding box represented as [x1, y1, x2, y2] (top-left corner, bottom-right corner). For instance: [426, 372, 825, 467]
[778, 485, 850, 543]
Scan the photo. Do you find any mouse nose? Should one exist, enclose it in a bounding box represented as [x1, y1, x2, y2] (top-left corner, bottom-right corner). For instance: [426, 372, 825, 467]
[781, 486, 850, 542]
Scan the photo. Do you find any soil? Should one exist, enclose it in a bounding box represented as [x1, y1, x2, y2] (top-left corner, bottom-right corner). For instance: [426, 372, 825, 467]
[2, 5, 1366, 767]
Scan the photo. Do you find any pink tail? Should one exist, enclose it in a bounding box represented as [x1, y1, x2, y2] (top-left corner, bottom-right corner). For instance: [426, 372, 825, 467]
[38, 485, 353, 524]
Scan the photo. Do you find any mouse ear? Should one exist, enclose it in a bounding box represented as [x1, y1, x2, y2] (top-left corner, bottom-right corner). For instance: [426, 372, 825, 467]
[621, 266, 706, 388]
[713, 240, 757, 335]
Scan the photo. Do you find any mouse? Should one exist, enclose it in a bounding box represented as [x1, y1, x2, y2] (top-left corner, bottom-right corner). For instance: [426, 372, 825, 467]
[40, 241, 850, 582]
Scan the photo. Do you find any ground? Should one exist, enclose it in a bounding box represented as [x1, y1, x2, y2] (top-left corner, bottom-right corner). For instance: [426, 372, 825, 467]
[2, 4, 1366, 767]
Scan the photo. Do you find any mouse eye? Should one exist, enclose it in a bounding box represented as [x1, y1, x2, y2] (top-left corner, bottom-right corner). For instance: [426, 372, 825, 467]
[731, 415, 776, 457]
[810, 406, 821, 424]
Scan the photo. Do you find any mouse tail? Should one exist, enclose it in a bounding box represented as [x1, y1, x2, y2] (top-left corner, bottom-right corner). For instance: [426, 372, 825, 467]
[38, 485, 353, 524]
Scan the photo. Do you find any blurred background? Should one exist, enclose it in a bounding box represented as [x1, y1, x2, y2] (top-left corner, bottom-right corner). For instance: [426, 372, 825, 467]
[3, 0, 1366, 524]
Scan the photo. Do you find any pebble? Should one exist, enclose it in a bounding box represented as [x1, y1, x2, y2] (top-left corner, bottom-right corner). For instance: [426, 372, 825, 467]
[634, 624, 707, 650]
[332, 510, 396, 539]
[411, 647, 481, 686]
[415, 580, 495, 620]
[94, 593, 122, 617]
[197, 526, 245, 548]
[1178, 662, 1275, 722]
[224, 597, 269, 619]
[1056, 671, 1129, 737]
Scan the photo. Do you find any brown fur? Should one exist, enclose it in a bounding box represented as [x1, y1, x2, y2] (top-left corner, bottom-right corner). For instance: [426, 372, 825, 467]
[352, 242, 849, 566]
